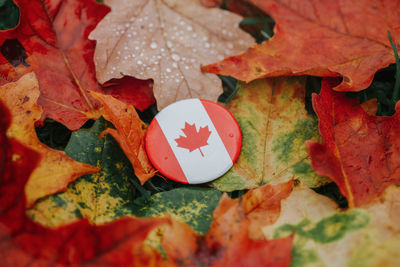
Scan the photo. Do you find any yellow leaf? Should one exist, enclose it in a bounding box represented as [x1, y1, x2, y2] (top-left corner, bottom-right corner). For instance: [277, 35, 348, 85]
[212, 77, 329, 191]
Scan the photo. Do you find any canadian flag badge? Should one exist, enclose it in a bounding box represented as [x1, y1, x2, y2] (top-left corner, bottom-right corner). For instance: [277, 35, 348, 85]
[145, 99, 241, 184]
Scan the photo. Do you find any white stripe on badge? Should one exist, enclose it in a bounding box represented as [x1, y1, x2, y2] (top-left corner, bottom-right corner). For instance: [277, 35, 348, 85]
[155, 99, 233, 184]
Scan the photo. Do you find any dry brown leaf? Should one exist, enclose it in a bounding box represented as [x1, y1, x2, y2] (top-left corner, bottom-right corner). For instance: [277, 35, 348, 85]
[89, 0, 253, 110]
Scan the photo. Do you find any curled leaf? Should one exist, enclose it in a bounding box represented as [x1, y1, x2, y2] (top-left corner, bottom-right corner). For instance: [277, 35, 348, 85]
[91, 91, 156, 184]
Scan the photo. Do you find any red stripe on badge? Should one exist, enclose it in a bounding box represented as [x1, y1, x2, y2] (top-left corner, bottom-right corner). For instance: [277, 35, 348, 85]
[201, 99, 241, 163]
[146, 119, 188, 183]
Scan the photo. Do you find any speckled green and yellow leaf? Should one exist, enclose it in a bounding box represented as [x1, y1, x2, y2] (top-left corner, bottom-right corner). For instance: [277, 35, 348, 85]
[29, 119, 222, 234]
[212, 77, 329, 191]
[132, 187, 221, 234]
[261, 183, 400, 267]
[28, 118, 140, 226]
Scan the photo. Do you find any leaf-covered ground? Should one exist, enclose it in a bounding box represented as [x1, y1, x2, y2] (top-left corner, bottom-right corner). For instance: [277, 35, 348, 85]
[1, 0, 400, 266]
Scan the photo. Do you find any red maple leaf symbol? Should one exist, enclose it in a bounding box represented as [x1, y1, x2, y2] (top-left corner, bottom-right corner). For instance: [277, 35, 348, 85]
[175, 122, 212, 157]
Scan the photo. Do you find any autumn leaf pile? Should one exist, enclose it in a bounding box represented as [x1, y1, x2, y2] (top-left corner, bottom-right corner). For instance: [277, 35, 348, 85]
[1, 0, 400, 266]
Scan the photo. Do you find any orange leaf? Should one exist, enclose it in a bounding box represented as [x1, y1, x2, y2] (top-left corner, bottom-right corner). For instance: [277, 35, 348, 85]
[307, 78, 400, 207]
[203, 0, 400, 92]
[162, 180, 294, 266]
[0, 101, 169, 265]
[0, 73, 100, 207]
[90, 91, 156, 184]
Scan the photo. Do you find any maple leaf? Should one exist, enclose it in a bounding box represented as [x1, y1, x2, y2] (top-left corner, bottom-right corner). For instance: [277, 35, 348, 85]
[262, 182, 400, 266]
[89, 0, 254, 110]
[203, 0, 400, 92]
[0, 0, 112, 130]
[212, 77, 328, 192]
[307, 78, 400, 207]
[175, 122, 212, 157]
[0, 102, 169, 266]
[161, 180, 294, 266]
[0, 73, 100, 207]
[90, 91, 156, 184]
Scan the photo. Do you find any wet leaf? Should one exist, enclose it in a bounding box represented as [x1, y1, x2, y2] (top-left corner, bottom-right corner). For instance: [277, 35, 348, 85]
[307, 78, 400, 207]
[212, 77, 329, 192]
[89, 0, 254, 110]
[161, 180, 294, 266]
[90, 91, 156, 184]
[262, 183, 400, 267]
[0, 100, 169, 266]
[203, 0, 400, 93]
[0, 73, 99, 207]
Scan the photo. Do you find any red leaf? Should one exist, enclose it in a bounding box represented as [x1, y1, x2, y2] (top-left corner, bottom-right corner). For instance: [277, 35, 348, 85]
[0, 0, 110, 130]
[203, 0, 400, 92]
[102, 76, 155, 112]
[0, 100, 168, 265]
[175, 122, 212, 157]
[307, 78, 400, 207]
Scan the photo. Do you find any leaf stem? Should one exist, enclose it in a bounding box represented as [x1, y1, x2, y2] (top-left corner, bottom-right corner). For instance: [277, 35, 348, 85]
[388, 31, 400, 108]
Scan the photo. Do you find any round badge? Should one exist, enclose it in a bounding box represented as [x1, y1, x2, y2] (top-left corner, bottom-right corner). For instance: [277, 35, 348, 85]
[145, 98, 241, 184]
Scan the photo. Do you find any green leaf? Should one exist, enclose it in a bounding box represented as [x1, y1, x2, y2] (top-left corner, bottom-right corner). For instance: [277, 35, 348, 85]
[29, 119, 221, 235]
[133, 187, 222, 234]
[211, 77, 329, 192]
